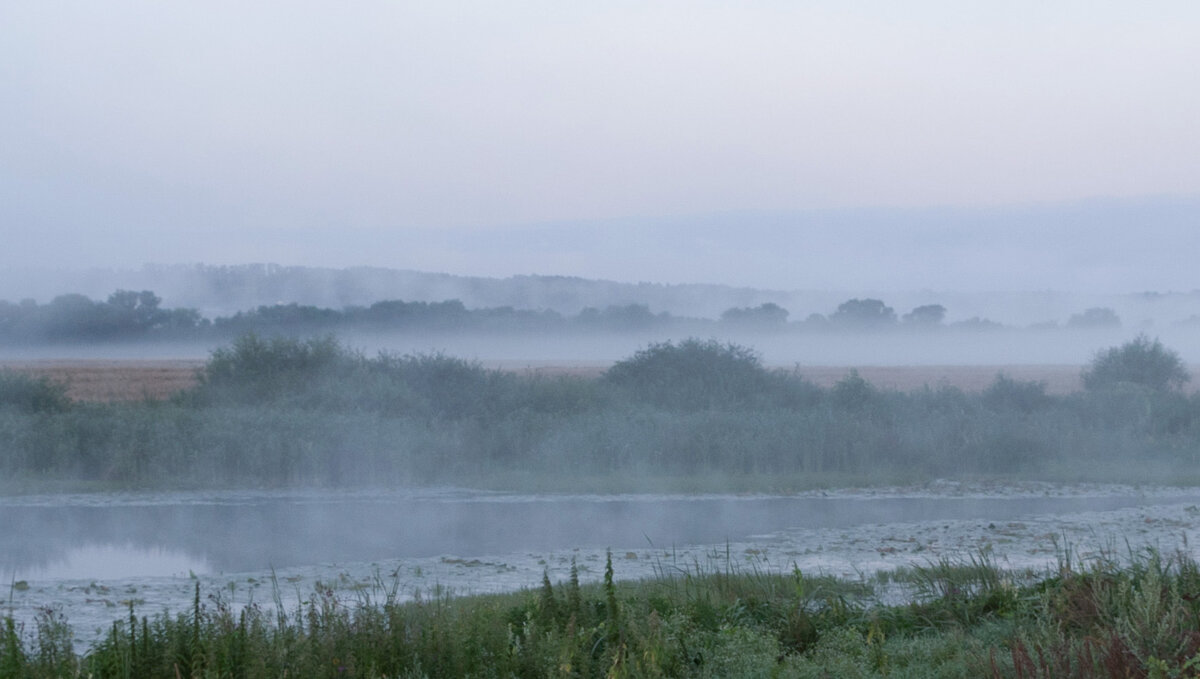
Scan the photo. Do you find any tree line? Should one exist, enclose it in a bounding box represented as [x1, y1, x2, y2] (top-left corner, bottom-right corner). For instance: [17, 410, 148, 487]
[0, 289, 1129, 344]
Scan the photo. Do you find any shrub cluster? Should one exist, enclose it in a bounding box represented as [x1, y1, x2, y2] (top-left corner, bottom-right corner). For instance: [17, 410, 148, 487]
[2, 335, 1199, 490]
[0, 370, 70, 415]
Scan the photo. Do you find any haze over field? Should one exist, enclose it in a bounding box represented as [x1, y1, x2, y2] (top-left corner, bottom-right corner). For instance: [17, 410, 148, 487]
[2, 2, 1199, 293]
[11, 7, 1200, 673]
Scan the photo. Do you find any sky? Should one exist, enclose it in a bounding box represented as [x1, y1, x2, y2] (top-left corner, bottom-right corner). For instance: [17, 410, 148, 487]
[2, 1, 1199, 292]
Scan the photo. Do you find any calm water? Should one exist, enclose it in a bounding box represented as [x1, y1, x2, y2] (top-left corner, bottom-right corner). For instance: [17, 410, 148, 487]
[2, 488, 1185, 582]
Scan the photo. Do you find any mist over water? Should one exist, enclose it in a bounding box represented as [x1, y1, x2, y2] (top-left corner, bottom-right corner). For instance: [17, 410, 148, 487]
[6, 489, 1181, 581]
[8, 485, 1200, 646]
[4, 1, 1200, 669]
[5, 275, 1200, 658]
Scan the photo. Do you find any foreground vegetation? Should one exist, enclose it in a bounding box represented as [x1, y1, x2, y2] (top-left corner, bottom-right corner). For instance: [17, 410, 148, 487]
[2, 334, 1199, 492]
[6, 548, 1200, 677]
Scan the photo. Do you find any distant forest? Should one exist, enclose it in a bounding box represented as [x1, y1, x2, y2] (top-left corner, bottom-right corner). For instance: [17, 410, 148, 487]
[8, 263, 1200, 327]
[0, 287, 1139, 345]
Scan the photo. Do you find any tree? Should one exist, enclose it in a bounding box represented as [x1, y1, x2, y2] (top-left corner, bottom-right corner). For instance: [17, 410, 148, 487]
[719, 303, 789, 327]
[160, 307, 205, 331]
[107, 289, 167, 332]
[902, 304, 946, 326]
[949, 317, 1004, 332]
[1067, 307, 1121, 329]
[830, 299, 896, 328]
[43, 293, 108, 339]
[576, 304, 661, 330]
[1081, 335, 1189, 392]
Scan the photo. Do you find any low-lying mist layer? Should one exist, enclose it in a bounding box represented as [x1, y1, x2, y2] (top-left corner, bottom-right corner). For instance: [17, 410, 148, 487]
[2, 335, 1198, 492]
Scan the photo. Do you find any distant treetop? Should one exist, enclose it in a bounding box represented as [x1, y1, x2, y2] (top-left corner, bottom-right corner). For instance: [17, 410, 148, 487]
[830, 298, 897, 328]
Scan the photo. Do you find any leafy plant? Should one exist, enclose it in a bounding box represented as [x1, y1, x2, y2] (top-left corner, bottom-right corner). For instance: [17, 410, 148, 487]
[603, 338, 775, 411]
[0, 370, 70, 414]
[1082, 335, 1189, 392]
[982, 374, 1051, 413]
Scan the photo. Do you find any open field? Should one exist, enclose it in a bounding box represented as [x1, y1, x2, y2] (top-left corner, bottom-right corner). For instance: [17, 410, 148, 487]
[0, 359, 1113, 402]
[0, 359, 205, 402]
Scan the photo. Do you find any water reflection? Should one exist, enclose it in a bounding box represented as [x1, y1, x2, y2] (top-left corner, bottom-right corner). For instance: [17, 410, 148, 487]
[16, 544, 211, 581]
[2, 489, 1194, 583]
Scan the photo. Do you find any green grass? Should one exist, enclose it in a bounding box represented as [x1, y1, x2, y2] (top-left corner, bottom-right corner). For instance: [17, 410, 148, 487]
[7, 551, 1200, 677]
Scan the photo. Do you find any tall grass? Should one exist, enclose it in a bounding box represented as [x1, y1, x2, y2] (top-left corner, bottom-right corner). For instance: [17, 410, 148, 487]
[8, 550, 1200, 677]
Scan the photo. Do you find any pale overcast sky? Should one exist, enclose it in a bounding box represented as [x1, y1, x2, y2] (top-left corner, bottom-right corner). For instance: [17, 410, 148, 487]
[2, 2, 1199, 291]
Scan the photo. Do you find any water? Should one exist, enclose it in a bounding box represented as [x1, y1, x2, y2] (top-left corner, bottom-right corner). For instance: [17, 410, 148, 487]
[4, 484, 1200, 645]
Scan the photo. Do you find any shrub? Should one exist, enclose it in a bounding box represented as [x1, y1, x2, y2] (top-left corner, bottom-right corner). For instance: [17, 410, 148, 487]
[195, 333, 354, 404]
[602, 339, 773, 410]
[830, 369, 881, 413]
[981, 373, 1051, 413]
[202, 333, 346, 385]
[0, 370, 70, 414]
[193, 335, 526, 419]
[1082, 335, 1189, 392]
[374, 352, 516, 419]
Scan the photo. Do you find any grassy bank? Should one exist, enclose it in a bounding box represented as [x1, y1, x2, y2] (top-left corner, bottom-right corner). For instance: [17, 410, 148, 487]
[3, 335, 1200, 492]
[5, 549, 1200, 677]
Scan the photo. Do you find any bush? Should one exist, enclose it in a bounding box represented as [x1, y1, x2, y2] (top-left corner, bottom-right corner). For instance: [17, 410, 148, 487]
[829, 369, 881, 413]
[602, 339, 773, 411]
[981, 373, 1051, 413]
[1082, 335, 1190, 392]
[374, 352, 517, 419]
[195, 333, 354, 404]
[201, 333, 347, 384]
[192, 334, 530, 419]
[0, 370, 70, 414]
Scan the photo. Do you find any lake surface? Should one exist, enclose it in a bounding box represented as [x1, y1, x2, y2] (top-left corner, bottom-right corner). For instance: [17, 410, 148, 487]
[5, 485, 1200, 644]
[4, 486, 1195, 581]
